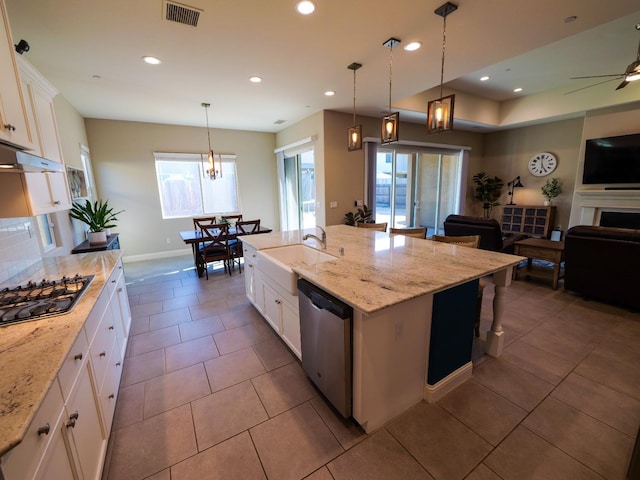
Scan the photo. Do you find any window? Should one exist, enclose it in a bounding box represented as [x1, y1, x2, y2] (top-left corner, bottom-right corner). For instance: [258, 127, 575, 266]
[36, 214, 56, 253]
[154, 153, 240, 219]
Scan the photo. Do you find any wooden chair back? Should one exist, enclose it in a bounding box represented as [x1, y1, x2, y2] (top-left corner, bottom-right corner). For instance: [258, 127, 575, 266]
[389, 227, 427, 239]
[356, 222, 388, 232]
[193, 216, 217, 230]
[222, 214, 243, 227]
[431, 234, 481, 249]
[198, 223, 233, 278]
[236, 219, 261, 234]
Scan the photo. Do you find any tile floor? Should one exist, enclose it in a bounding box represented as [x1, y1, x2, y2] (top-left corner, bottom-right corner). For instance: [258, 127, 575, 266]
[101, 255, 640, 480]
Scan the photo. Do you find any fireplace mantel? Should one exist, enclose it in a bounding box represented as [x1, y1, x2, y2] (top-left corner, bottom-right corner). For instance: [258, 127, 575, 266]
[573, 189, 640, 226]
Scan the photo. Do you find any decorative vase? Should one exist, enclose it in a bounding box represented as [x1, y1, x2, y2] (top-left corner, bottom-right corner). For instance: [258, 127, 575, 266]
[88, 231, 107, 245]
[544, 200, 551, 206]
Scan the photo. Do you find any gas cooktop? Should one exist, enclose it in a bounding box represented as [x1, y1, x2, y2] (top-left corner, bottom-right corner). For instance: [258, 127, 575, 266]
[0, 274, 94, 327]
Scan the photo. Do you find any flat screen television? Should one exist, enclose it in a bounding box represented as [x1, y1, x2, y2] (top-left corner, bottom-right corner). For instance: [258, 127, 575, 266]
[583, 132, 640, 184]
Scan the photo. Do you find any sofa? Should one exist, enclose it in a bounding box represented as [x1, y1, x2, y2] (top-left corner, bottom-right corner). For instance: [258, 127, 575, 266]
[564, 225, 640, 310]
[443, 215, 524, 253]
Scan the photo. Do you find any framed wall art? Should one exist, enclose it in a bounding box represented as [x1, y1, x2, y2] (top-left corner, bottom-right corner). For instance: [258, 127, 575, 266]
[67, 166, 88, 199]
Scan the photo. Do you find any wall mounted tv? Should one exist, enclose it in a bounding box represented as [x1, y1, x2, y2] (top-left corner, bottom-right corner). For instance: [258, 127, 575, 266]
[583, 132, 640, 184]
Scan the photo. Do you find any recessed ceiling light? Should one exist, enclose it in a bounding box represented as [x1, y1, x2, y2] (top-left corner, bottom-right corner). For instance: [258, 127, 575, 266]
[404, 42, 422, 52]
[480, 75, 490, 82]
[296, 1, 315, 15]
[249, 76, 262, 83]
[514, 87, 523, 93]
[142, 56, 161, 65]
[324, 91, 335, 96]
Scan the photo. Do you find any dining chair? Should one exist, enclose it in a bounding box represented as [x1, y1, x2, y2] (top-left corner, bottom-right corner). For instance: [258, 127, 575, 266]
[198, 223, 234, 279]
[431, 234, 484, 337]
[389, 227, 427, 239]
[356, 222, 388, 232]
[229, 219, 261, 270]
[193, 216, 218, 230]
[222, 214, 243, 227]
[236, 219, 261, 234]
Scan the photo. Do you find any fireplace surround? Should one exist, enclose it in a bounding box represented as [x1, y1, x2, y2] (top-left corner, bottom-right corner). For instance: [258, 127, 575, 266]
[572, 189, 640, 228]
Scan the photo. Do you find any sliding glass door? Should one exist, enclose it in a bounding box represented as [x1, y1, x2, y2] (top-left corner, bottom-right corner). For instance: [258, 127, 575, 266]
[375, 147, 462, 235]
[282, 149, 315, 231]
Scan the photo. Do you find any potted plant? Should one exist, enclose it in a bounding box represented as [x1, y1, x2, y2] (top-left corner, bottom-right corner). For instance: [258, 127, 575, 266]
[472, 172, 504, 218]
[344, 204, 373, 226]
[70, 199, 124, 244]
[541, 177, 562, 205]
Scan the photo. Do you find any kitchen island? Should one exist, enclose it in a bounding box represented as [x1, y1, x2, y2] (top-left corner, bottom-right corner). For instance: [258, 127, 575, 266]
[0, 251, 130, 479]
[241, 225, 523, 432]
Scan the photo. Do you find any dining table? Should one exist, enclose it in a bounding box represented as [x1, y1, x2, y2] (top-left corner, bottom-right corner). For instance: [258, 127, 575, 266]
[179, 225, 272, 277]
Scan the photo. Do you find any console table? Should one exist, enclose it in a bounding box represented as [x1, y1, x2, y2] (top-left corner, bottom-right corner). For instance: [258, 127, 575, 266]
[71, 234, 120, 254]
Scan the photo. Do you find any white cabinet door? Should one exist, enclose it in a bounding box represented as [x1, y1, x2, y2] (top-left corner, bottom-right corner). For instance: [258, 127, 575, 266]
[281, 299, 301, 359]
[262, 282, 282, 333]
[0, 1, 33, 149]
[24, 171, 71, 215]
[35, 421, 77, 480]
[63, 363, 106, 480]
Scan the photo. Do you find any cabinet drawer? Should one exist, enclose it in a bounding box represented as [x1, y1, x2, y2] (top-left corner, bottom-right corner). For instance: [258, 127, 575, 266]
[57, 331, 89, 401]
[84, 289, 109, 345]
[98, 341, 123, 435]
[91, 307, 118, 390]
[106, 260, 124, 297]
[0, 380, 64, 480]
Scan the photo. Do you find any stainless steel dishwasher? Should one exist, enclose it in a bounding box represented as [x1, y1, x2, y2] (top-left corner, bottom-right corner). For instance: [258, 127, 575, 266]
[297, 278, 353, 418]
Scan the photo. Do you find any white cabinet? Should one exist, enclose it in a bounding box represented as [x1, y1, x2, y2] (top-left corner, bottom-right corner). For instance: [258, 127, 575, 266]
[0, 259, 132, 480]
[0, 0, 33, 149]
[0, 170, 71, 217]
[244, 245, 263, 313]
[17, 56, 64, 163]
[259, 273, 301, 359]
[62, 360, 106, 480]
[25, 171, 72, 214]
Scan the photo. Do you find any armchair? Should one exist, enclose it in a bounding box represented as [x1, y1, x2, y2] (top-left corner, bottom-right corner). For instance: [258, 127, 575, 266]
[443, 215, 524, 253]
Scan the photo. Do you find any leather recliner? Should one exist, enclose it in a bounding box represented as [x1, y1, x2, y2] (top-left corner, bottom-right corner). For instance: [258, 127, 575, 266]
[443, 215, 523, 253]
[564, 225, 640, 310]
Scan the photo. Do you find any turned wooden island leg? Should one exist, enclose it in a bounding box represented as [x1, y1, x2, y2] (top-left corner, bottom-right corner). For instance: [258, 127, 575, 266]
[486, 266, 513, 357]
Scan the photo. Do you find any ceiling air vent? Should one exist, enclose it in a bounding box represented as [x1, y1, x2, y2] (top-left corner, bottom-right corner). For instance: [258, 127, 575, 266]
[164, 1, 202, 27]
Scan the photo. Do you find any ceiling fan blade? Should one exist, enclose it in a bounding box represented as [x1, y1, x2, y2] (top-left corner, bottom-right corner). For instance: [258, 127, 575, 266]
[570, 74, 625, 79]
[615, 79, 629, 90]
[563, 77, 621, 95]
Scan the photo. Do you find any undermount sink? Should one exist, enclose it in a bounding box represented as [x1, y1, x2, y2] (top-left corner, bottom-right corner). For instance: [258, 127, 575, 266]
[257, 244, 337, 295]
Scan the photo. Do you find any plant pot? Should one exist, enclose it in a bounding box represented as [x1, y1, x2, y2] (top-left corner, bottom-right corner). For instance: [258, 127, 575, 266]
[544, 200, 552, 206]
[88, 231, 107, 245]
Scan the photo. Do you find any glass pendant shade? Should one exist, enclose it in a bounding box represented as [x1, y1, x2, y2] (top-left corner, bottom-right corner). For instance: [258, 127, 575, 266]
[348, 125, 362, 151]
[381, 112, 399, 144]
[427, 94, 455, 134]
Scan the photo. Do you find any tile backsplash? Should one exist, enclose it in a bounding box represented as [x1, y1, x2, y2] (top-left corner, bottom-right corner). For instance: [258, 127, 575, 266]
[0, 218, 41, 284]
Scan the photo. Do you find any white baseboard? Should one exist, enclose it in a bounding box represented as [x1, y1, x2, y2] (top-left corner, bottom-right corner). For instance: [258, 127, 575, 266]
[122, 248, 192, 264]
[423, 362, 473, 403]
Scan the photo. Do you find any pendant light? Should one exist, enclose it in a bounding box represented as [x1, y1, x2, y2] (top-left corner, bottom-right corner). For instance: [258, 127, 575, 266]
[381, 38, 400, 144]
[427, 2, 457, 134]
[201, 102, 222, 180]
[347, 62, 363, 151]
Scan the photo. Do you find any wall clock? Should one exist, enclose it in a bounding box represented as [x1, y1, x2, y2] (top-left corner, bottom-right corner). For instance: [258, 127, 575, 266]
[528, 152, 557, 177]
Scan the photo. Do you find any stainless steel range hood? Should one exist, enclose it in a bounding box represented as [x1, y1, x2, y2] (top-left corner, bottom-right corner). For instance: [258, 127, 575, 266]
[0, 144, 65, 173]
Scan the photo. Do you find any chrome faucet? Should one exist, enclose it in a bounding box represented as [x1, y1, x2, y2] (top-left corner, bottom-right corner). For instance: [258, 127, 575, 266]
[303, 225, 327, 250]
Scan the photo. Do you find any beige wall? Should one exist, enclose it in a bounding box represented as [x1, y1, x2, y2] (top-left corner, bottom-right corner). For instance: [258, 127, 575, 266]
[482, 117, 584, 231]
[85, 119, 277, 260]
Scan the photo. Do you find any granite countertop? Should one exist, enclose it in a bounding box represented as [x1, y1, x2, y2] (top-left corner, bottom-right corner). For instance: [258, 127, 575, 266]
[242, 225, 524, 314]
[0, 250, 123, 457]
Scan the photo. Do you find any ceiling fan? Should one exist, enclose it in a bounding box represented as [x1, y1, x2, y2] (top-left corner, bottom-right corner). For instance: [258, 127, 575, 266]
[566, 25, 640, 94]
